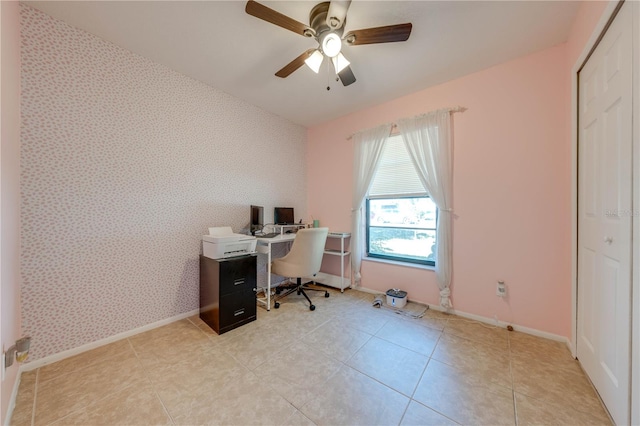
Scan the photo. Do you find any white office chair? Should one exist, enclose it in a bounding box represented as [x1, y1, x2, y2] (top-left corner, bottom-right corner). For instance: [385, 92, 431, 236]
[271, 227, 329, 311]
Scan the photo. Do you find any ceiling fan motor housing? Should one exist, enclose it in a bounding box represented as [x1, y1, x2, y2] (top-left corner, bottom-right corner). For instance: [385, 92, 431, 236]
[310, 2, 345, 41]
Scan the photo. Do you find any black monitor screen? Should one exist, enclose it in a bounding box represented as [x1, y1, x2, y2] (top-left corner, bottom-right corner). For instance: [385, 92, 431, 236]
[274, 207, 294, 225]
[250, 205, 263, 235]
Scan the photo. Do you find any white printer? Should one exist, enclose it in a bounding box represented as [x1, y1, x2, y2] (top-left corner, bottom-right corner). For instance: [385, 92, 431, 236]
[202, 226, 257, 260]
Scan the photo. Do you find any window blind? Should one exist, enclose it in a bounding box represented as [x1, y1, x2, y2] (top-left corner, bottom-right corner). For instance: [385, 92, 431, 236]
[369, 135, 427, 197]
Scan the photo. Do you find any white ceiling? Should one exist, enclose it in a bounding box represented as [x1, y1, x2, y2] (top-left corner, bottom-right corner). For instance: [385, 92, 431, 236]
[24, 1, 581, 127]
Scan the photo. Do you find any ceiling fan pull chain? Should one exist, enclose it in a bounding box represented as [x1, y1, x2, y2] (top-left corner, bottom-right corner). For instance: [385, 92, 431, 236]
[326, 57, 331, 91]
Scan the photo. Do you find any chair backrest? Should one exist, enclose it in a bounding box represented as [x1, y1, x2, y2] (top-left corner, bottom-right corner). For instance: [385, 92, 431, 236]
[277, 228, 329, 277]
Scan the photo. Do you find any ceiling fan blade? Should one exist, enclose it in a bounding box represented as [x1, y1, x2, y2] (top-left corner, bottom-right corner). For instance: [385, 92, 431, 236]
[326, 0, 352, 30]
[338, 65, 356, 86]
[245, 1, 314, 37]
[344, 23, 412, 45]
[275, 49, 316, 78]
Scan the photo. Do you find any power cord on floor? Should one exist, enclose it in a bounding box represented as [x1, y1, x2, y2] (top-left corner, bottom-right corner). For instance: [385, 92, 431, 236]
[445, 317, 501, 330]
[372, 294, 429, 319]
[446, 316, 514, 331]
[371, 293, 514, 330]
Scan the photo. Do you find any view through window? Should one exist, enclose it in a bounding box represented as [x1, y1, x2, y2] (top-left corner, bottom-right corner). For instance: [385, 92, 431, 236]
[367, 197, 437, 265]
[365, 134, 437, 266]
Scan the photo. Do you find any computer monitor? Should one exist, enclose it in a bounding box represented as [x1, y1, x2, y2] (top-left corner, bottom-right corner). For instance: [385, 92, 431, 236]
[274, 207, 294, 225]
[250, 205, 263, 235]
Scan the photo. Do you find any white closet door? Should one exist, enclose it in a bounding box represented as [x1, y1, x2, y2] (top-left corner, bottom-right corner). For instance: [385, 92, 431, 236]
[577, 2, 633, 425]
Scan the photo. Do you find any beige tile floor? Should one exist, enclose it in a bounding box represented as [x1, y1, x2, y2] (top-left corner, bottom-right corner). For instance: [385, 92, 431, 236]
[11, 288, 612, 426]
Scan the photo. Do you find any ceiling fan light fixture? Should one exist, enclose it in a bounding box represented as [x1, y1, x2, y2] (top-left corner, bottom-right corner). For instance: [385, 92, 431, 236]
[321, 32, 342, 58]
[332, 52, 350, 74]
[304, 49, 324, 73]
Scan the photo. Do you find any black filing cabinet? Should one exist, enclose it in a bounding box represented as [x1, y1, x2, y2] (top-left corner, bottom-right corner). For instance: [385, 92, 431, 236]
[199, 254, 257, 334]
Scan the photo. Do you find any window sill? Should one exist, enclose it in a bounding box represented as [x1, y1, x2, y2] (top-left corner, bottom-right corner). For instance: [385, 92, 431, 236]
[363, 256, 436, 272]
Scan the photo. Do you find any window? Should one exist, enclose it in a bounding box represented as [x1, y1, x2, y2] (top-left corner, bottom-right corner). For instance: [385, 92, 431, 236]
[366, 135, 437, 266]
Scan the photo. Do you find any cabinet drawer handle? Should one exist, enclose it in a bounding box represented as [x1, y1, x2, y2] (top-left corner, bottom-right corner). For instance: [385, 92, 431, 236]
[233, 279, 245, 286]
[234, 309, 245, 317]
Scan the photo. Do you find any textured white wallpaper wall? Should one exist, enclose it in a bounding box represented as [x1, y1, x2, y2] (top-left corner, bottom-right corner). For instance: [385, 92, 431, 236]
[20, 5, 307, 360]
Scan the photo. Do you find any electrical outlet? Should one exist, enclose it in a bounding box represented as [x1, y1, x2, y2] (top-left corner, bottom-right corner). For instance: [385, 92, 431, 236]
[496, 281, 506, 297]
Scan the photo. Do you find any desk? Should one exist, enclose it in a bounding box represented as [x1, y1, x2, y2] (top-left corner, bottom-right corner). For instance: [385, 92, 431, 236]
[255, 233, 296, 310]
[254, 231, 351, 310]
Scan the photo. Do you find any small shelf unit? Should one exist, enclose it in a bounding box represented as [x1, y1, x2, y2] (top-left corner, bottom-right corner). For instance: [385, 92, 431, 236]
[313, 232, 351, 292]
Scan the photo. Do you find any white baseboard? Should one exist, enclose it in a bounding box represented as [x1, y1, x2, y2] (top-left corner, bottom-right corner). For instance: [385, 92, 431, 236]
[440, 305, 569, 345]
[351, 287, 571, 347]
[21, 309, 199, 372]
[5, 309, 199, 424]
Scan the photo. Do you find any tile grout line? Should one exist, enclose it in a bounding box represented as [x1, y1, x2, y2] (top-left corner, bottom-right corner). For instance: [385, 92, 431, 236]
[431, 318, 515, 424]
[293, 298, 397, 422]
[258, 310, 343, 424]
[40, 380, 145, 426]
[185, 315, 216, 339]
[30, 369, 39, 426]
[344, 323, 449, 424]
[125, 337, 177, 426]
[34, 341, 133, 386]
[508, 334, 613, 423]
[30, 340, 154, 425]
[21, 290, 607, 425]
[508, 331, 518, 426]
[406, 327, 463, 426]
[397, 331, 440, 426]
[372, 332, 441, 358]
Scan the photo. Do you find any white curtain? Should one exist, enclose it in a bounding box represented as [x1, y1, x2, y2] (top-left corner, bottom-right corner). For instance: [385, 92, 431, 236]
[398, 110, 453, 308]
[351, 123, 392, 286]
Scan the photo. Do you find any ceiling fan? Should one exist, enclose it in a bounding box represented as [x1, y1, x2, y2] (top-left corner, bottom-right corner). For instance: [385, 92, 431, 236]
[245, 0, 412, 87]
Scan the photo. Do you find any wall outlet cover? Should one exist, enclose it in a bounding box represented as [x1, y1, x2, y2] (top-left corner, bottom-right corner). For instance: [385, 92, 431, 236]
[496, 281, 507, 297]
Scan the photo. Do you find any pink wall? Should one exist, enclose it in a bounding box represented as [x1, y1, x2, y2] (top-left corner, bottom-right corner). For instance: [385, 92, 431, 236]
[567, 1, 609, 67]
[1, 0, 23, 421]
[308, 44, 573, 337]
[308, 0, 610, 338]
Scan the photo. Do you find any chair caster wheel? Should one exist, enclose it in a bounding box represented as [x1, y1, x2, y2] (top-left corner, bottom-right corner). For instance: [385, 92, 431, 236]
[274, 302, 280, 309]
[275, 288, 281, 295]
[324, 292, 330, 298]
[310, 305, 316, 311]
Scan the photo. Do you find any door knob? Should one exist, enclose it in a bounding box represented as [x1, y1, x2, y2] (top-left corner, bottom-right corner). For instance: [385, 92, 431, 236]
[604, 236, 613, 244]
